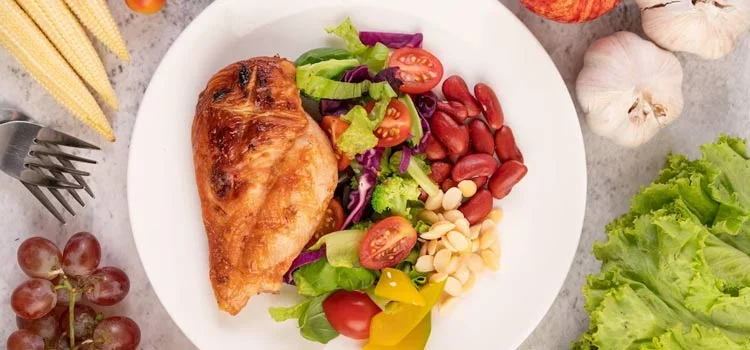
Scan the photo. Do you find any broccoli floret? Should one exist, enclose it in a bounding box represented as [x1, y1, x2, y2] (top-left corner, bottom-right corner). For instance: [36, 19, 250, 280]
[350, 221, 374, 231]
[371, 176, 421, 218]
[389, 151, 440, 197]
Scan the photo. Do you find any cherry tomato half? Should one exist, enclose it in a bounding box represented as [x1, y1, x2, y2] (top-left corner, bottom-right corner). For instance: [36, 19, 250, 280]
[305, 199, 345, 249]
[125, 0, 165, 14]
[322, 290, 381, 340]
[321, 116, 352, 171]
[365, 100, 412, 148]
[359, 216, 417, 270]
[388, 48, 444, 94]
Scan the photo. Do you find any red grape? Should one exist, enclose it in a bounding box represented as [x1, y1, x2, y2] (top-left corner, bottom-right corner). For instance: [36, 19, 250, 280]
[17, 313, 60, 340]
[11, 279, 57, 319]
[83, 267, 130, 306]
[17, 237, 62, 279]
[62, 232, 101, 277]
[6, 330, 44, 350]
[93, 317, 140, 350]
[60, 304, 98, 341]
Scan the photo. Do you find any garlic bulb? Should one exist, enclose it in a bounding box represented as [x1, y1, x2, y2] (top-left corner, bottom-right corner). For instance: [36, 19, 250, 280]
[637, 0, 750, 59]
[576, 32, 684, 148]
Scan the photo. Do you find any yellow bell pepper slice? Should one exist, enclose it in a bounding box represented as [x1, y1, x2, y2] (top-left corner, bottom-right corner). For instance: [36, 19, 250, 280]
[363, 312, 431, 350]
[374, 268, 425, 306]
[368, 281, 445, 346]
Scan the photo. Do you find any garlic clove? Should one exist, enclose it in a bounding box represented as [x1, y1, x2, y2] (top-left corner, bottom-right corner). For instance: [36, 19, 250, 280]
[576, 31, 684, 148]
[637, 0, 750, 59]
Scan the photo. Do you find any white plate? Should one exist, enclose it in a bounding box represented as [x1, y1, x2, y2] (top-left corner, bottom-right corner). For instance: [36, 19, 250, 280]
[127, 0, 586, 348]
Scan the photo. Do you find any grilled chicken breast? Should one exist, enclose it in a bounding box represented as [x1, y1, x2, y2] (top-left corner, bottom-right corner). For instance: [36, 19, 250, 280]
[191, 57, 337, 315]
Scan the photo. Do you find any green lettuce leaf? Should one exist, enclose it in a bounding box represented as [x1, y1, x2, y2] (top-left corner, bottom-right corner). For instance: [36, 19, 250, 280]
[336, 84, 397, 157]
[308, 230, 366, 268]
[325, 18, 389, 71]
[293, 259, 377, 297]
[295, 47, 355, 66]
[337, 106, 379, 158]
[576, 136, 750, 350]
[269, 299, 310, 322]
[299, 294, 339, 344]
[325, 18, 367, 55]
[268, 295, 339, 344]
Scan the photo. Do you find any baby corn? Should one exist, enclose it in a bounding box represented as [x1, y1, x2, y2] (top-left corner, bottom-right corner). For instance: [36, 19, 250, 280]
[64, 0, 130, 61]
[17, 0, 119, 109]
[0, 0, 115, 141]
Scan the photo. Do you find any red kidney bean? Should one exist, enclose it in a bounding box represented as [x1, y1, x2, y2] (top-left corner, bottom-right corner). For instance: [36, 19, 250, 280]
[441, 178, 458, 192]
[449, 154, 462, 164]
[469, 119, 495, 155]
[458, 189, 493, 225]
[419, 189, 429, 202]
[436, 101, 469, 124]
[429, 162, 452, 184]
[488, 160, 528, 199]
[473, 176, 488, 188]
[425, 136, 448, 161]
[442, 75, 481, 117]
[474, 83, 505, 130]
[451, 154, 498, 182]
[430, 111, 469, 157]
[494, 125, 524, 163]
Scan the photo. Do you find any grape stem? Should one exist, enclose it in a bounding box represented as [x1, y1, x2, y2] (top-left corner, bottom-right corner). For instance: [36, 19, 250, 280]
[61, 278, 77, 350]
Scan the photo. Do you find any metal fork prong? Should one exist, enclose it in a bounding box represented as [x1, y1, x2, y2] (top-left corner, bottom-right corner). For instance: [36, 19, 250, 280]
[23, 183, 65, 223]
[36, 127, 100, 150]
[25, 160, 90, 176]
[47, 187, 75, 216]
[20, 170, 83, 189]
[35, 155, 85, 206]
[29, 145, 97, 164]
[55, 157, 94, 198]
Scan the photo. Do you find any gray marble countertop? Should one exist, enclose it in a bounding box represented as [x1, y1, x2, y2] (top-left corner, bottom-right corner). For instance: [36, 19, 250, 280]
[1, 0, 748, 349]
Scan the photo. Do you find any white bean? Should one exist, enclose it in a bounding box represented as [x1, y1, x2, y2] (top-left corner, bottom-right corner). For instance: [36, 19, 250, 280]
[427, 240, 439, 256]
[481, 250, 500, 271]
[455, 218, 471, 237]
[488, 208, 504, 223]
[446, 231, 470, 252]
[458, 180, 478, 198]
[441, 238, 458, 252]
[419, 210, 440, 224]
[454, 267, 470, 285]
[471, 240, 480, 253]
[445, 255, 460, 275]
[430, 272, 448, 283]
[480, 229, 498, 250]
[469, 224, 481, 240]
[415, 255, 435, 273]
[443, 210, 464, 223]
[490, 240, 501, 256]
[442, 187, 463, 211]
[444, 277, 463, 296]
[468, 253, 485, 273]
[481, 219, 496, 234]
[434, 249, 452, 273]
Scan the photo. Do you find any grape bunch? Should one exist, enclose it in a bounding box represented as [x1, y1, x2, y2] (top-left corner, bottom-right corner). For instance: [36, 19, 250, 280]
[7, 233, 140, 350]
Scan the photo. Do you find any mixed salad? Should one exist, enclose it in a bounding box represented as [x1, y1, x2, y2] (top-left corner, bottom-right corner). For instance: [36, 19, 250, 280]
[269, 18, 528, 348]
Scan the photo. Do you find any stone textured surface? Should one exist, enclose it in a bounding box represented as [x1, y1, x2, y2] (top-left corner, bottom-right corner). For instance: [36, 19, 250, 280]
[0, 0, 748, 348]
